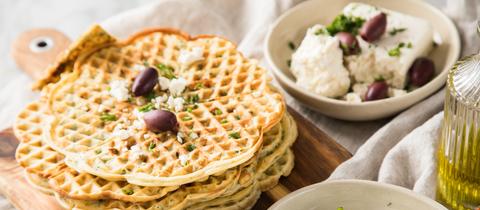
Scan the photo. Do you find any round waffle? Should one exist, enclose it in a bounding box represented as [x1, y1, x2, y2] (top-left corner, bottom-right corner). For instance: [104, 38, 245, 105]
[15, 99, 295, 204]
[40, 27, 285, 186]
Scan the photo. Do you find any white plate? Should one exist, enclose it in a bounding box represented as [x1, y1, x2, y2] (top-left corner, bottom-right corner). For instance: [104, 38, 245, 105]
[269, 180, 447, 210]
[264, 0, 461, 121]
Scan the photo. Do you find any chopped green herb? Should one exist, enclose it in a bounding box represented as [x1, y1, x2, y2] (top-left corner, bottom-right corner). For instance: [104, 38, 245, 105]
[229, 132, 241, 139]
[326, 14, 365, 35]
[389, 28, 407, 36]
[106, 87, 111, 91]
[138, 103, 155, 112]
[186, 144, 196, 152]
[100, 113, 117, 121]
[186, 107, 193, 113]
[194, 82, 204, 90]
[182, 116, 192, 121]
[388, 42, 407, 57]
[143, 60, 149, 66]
[156, 63, 176, 79]
[122, 189, 134, 195]
[235, 115, 241, 120]
[337, 207, 344, 210]
[213, 108, 223, 115]
[314, 28, 328, 35]
[95, 149, 102, 154]
[148, 142, 156, 151]
[288, 41, 296, 50]
[221, 119, 228, 124]
[186, 94, 200, 104]
[127, 97, 133, 103]
[287, 59, 291, 67]
[145, 92, 156, 101]
[406, 42, 413, 48]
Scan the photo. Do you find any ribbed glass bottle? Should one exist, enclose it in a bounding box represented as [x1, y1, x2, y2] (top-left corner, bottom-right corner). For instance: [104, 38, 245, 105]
[437, 52, 480, 210]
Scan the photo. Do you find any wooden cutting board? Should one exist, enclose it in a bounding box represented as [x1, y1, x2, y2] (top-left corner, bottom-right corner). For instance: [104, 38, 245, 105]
[1, 29, 353, 210]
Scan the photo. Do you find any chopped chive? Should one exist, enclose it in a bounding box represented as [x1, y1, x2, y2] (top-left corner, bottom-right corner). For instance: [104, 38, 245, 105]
[186, 144, 196, 152]
[148, 142, 156, 151]
[389, 28, 407, 36]
[145, 92, 156, 101]
[100, 113, 117, 121]
[143, 60, 149, 66]
[229, 132, 241, 139]
[186, 94, 200, 104]
[95, 149, 102, 154]
[138, 103, 155, 112]
[235, 115, 241, 120]
[186, 107, 193, 113]
[220, 119, 228, 124]
[213, 108, 223, 115]
[122, 189, 134, 195]
[156, 63, 176, 79]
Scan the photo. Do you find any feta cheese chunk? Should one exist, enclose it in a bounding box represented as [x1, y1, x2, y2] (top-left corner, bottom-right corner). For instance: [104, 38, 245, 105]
[158, 77, 170, 90]
[109, 80, 130, 102]
[179, 154, 189, 166]
[169, 77, 187, 96]
[178, 47, 204, 66]
[291, 25, 351, 98]
[167, 96, 185, 112]
[343, 3, 434, 88]
[345, 93, 362, 103]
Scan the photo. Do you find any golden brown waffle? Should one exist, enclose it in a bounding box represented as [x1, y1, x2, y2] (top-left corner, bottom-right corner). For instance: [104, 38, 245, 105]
[37, 26, 285, 186]
[258, 149, 294, 192]
[24, 171, 54, 195]
[15, 99, 295, 204]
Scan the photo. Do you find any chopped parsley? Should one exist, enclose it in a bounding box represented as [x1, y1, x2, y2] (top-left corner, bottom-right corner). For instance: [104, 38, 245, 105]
[325, 14, 365, 35]
[220, 119, 228, 124]
[122, 189, 134, 195]
[100, 113, 117, 121]
[213, 108, 223, 115]
[389, 28, 407, 36]
[182, 116, 192, 121]
[148, 142, 156, 151]
[156, 63, 176, 79]
[194, 82, 204, 90]
[186, 94, 200, 104]
[235, 115, 241, 120]
[314, 28, 328, 35]
[95, 149, 102, 154]
[186, 107, 193, 113]
[288, 41, 296, 50]
[388, 42, 410, 57]
[145, 91, 156, 101]
[138, 103, 155, 112]
[186, 144, 196, 152]
[229, 132, 241, 139]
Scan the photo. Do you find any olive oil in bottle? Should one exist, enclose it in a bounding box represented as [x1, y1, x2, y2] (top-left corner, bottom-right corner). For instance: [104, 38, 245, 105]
[437, 54, 480, 210]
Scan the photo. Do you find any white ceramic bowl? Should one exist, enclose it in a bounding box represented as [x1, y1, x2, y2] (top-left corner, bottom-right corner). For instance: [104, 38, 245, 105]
[269, 180, 447, 210]
[264, 0, 461, 121]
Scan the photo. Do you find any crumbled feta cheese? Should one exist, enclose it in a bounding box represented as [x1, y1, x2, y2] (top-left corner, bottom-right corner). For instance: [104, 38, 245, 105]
[291, 24, 351, 98]
[109, 80, 130, 102]
[179, 154, 189, 166]
[177, 132, 184, 143]
[158, 76, 170, 90]
[154, 95, 168, 109]
[132, 64, 146, 72]
[143, 134, 150, 139]
[112, 124, 131, 140]
[345, 93, 362, 103]
[178, 47, 204, 66]
[189, 132, 198, 140]
[352, 83, 369, 100]
[132, 120, 145, 130]
[167, 96, 185, 112]
[129, 145, 145, 160]
[169, 77, 187, 96]
[133, 109, 145, 120]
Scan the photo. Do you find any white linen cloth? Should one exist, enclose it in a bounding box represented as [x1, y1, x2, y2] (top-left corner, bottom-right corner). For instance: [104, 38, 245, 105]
[0, 0, 477, 208]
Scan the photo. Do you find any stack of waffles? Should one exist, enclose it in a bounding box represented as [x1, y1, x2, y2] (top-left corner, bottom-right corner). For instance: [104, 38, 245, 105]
[14, 25, 297, 210]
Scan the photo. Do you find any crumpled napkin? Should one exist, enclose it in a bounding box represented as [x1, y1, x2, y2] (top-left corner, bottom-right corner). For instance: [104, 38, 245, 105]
[330, 0, 480, 198]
